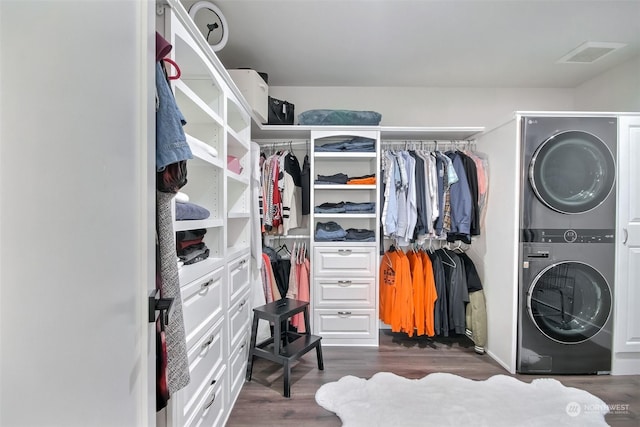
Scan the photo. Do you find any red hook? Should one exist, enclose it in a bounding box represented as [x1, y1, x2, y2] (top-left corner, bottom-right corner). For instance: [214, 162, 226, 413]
[163, 58, 181, 80]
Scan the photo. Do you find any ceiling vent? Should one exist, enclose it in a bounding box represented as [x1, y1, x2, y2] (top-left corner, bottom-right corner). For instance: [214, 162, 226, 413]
[558, 41, 627, 64]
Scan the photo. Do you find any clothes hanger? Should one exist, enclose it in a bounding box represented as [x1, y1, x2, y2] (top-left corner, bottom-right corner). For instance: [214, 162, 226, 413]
[440, 243, 457, 268]
[162, 58, 181, 80]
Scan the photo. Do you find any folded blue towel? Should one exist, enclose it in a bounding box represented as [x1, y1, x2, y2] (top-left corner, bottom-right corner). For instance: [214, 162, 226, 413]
[175, 202, 210, 220]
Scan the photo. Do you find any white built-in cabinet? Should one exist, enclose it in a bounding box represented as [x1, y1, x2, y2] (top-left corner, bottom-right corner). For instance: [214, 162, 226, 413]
[613, 114, 640, 375]
[310, 129, 381, 346]
[158, 2, 252, 426]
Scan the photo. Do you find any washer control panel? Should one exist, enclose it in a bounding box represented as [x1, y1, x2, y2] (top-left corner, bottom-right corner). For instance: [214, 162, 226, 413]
[521, 228, 615, 243]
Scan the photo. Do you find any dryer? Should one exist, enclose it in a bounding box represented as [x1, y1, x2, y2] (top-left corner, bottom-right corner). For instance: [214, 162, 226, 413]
[517, 116, 617, 374]
[521, 115, 617, 231]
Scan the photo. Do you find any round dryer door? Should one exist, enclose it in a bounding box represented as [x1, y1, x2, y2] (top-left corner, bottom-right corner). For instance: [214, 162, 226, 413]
[527, 261, 612, 344]
[529, 130, 615, 214]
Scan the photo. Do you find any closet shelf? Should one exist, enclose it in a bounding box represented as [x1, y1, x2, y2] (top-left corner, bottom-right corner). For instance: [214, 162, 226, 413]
[174, 80, 224, 126]
[313, 184, 376, 190]
[227, 171, 249, 185]
[226, 245, 251, 261]
[312, 241, 377, 247]
[314, 152, 376, 159]
[227, 127, 250, 152]
[252, 125, 485, 141]
[227, 212, 250, 219]
[314, 213, 376, 219]
[174, 218, 224, 232]
[380, 126, 484, 141]
[187, 135, 224, 168]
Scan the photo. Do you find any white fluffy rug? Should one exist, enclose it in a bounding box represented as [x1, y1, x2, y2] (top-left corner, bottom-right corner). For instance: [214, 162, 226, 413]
[315, 372, 609, 427]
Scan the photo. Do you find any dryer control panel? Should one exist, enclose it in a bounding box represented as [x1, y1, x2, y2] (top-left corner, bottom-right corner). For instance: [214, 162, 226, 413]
[521, 228, 615, 243]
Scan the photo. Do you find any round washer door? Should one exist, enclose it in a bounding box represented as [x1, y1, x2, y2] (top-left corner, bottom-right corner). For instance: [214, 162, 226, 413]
[529, 130, 615, 214]
[527, 261, 611, 344]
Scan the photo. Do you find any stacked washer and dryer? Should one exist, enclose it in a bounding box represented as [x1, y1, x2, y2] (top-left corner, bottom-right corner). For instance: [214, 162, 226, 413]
[517, 116, 617, 374]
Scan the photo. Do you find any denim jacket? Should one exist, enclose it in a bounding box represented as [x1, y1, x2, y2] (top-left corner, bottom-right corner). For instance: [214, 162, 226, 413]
[156, 62, 192, 171]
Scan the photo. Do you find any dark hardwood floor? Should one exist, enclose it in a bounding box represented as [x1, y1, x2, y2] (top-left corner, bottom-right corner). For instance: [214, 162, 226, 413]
[227, 330, 640, 426]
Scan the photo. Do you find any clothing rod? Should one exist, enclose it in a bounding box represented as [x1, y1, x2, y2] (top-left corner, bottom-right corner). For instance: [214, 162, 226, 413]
[381, 139, 475, 144]
[264, 234, 311, 239]
[257, 140, 309, 147]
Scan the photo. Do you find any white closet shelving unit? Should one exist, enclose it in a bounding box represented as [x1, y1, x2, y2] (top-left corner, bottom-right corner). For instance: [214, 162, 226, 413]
[158, 1, 252, 426]
[310, 129, 381, 346]
[253, 125, 484, 347]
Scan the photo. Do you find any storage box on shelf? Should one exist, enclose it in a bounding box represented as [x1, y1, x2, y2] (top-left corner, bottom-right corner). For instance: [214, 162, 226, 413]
[309, 129, 380, 346]
[227, 69, 269, 124]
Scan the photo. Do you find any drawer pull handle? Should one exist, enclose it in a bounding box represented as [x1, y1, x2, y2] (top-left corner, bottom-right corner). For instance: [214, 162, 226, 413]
[337, 311, 352, 316]
[240, 342, 246, 350]
[238, 299, 246, 311]
[201, 279, 214, 289]
[210, 378, 217, 385]
[337, 280, 352, 286]
[203, 391, 217, 410]
[337, 249, 352, 255]
[201, 335, 214, 350]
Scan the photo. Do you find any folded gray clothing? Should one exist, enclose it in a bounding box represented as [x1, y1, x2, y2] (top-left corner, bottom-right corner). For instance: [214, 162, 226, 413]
[183, 248, 209, 265]
[178, 242, 210, 264]
[175, 202, 210, 220]
[316, 173, 348, 184]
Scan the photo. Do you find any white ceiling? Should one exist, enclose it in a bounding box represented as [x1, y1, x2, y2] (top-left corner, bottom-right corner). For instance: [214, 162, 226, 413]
[197, 0, 640, 88]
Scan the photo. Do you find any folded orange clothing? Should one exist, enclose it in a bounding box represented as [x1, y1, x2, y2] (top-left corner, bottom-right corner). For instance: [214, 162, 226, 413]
[347, 177, 376, 185]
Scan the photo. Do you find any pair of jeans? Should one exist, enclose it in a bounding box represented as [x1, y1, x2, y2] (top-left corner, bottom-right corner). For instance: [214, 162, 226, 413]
[315, 137, 375, 152]
[344, 202, 375, 213]
[314, 202, 346, 213]
[345, 228, 375, 241]
[315, 221, 347, 241]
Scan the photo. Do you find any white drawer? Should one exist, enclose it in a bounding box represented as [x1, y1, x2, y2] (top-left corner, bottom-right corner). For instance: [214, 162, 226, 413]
[313, 247, 376, 277]
[313, 308, 377, 340]
[229, 291, 250, 351]
[182, 318, 225, 424]
[314, 278, 375, 307]
[185, 366, 227, 427]
[181, 265, 224, 348]
[228, 253, 250, 305]
[229, 332, 249, 403]
[228, 69, 268, 123]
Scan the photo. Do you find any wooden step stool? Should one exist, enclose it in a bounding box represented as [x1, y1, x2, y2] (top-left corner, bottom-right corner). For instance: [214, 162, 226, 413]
[245, 298, 324, 397]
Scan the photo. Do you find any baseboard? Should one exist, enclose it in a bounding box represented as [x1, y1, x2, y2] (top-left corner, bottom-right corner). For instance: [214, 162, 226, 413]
[487, 349, 516, 374]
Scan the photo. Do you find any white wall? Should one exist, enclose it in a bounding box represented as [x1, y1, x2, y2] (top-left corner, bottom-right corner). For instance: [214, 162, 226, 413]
[0, 1, 155, 426]
[574, 56, 640, 112]
[269, 86, 575, 127]
[470, 118, 520, 374]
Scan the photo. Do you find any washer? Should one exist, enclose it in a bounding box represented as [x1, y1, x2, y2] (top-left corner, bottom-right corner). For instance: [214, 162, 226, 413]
[517, 116, 617, 374]
[518, 237, 614, 374]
